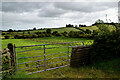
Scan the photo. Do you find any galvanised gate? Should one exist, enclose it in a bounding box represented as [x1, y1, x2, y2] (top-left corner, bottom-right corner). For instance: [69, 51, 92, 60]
[14, 41, 85, 75]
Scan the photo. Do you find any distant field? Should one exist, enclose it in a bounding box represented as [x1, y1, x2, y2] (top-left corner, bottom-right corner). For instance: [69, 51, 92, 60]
[31, 37, 93, 45]
[2, 39, 45, 49]
[16, 27, 80, 34]
[79, 26, 98, 31]
[51, 27, 80, 33]
[2, 25, 116, 38]
[78, 25, 116, 32]
[2, 37, 93, 49]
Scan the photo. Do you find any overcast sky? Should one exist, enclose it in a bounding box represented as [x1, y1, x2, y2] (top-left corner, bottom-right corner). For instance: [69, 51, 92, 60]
[1, 1, 119, 30]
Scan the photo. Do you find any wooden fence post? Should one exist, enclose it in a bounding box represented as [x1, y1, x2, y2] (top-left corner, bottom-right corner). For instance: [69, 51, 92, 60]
[7, 43, 17, 74]
[14, 44, 17, 71]
[8, 43, 14, 67]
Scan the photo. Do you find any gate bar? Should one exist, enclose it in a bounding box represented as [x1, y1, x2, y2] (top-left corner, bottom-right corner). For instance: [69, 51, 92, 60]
[43, 45, 46, 71]
[67, 43, 69, 64]
[14, 44, 17, 71]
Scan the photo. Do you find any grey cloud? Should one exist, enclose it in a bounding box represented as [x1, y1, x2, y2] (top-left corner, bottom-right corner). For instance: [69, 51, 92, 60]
[37, 3, 67, 17]
[1, 2, 118, 30]
[54, 2, 117, 13]
[2, 2, 45, 13]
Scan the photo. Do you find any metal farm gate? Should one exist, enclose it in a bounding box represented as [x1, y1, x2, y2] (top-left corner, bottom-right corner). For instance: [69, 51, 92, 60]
[14, 42, 85, 75]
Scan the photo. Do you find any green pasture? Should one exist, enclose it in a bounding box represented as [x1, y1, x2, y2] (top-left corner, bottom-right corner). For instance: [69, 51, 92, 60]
[2, 37, 93, 49]
[79, 26, 98, 31]
[16, 27, 80, 34]
[51, 27, 80, 33]
[78, 25, 116, 32]
[31, 37, 93, 44]
[2, 37, 93, 75]
[2, 39, 45, 49]
[2, 37, 120, 78]
[8, 57, 120, 78]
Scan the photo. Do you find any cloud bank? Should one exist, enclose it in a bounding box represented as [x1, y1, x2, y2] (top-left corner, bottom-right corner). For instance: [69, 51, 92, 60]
[2, 1, 118, 30]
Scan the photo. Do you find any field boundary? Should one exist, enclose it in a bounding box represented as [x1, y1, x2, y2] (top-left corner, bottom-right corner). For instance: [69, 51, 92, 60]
[14, 41, 85, 75]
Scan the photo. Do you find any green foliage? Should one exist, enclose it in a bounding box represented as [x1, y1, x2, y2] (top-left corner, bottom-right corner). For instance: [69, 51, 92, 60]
[8, 29, 13, 32]
[96, 23, 109, 33]
[95, 19, 104, 24]
[85, 29, 91, 34]
[90, 29, 120, 62]
[32, 34, 38, 38]
[68, 31, 93, 38]
[61, 31, 68, 37]
[33, 27, 36, 30]
[66, 24, 74, 27]
[46, 29, 51, 34]
[4, 35, 10, 39]
[52, 31, 62, 36]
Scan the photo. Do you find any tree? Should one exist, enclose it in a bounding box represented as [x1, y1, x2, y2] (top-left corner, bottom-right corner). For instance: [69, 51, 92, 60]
[28, 31, 30, 34]
[85, 29, 91, 34]
[52, 31, 58, 35]
[95, 19, 104, 24]
[4, 35, 10, 39]
[8, 29, 13, 32]
[23, 31, 25, 34]
[66, 24, 74, 27]
[46, 29, 51, 34]
[75, 25, 77, 27]
[33, 27, 36, 30]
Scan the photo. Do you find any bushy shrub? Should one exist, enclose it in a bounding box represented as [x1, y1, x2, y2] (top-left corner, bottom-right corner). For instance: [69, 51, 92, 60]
[4, 35, 10, 39]
[68, 31, 93, 38]
[61, 31, 68, 37]
[2, 33, 6, 35]
[90, 29, 120, 63]
[35, 32, 41, 35]
[38, 34, 42, 37]
[45, 34, 52, 37]
[14, 34, 24, 39]
[52, 31, 58, 35]
[52, 31, 62, 36]
[32, 34, 38, 38]
[55, 33, 62, 36]
[14, 34, 32, 39]
[85, 29, 91, 34]
[41, 34, 46, 37]
[46, 29, 51, 34]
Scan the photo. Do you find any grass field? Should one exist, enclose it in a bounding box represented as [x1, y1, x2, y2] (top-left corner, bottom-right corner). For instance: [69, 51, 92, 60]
[2, 37, 93, 77]
[30, 37, 93, 45]
[51, 27, 80, 33]
[78, 25, 116, 32]
[79, 26, 98, 31]
[8, 57, 120, 78]
[2, 37, 120, 78]
[2, 37, 93, 49]
[16, 27, 80, 34]
[2, 39, 45, 49]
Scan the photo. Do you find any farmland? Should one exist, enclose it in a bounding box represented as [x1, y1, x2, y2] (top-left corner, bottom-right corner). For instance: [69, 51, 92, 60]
[2, 37, 93, 77]
[77, 25, 116, 32]
[2, 24, 120, 78]
[2, 37, 120, 78]
[9, 57, 120, 78]
[2, 37, 93, 49]
[1, 1, 120, 79]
